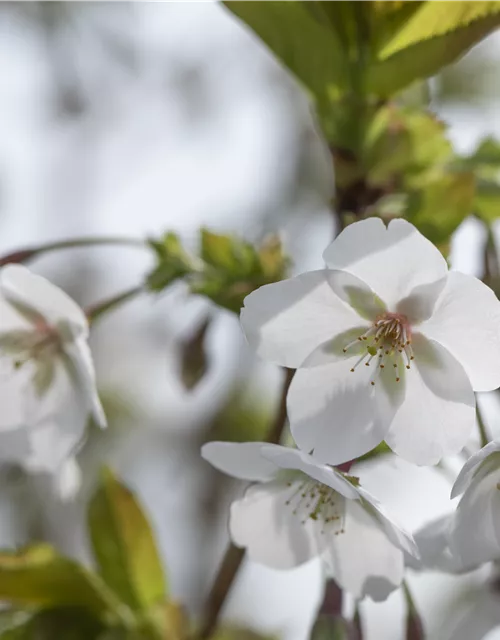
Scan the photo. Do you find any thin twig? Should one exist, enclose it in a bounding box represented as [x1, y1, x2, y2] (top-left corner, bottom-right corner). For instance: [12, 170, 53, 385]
[199, 368, 294, 639]
[86, 285, 145, 325]
[0, 236, 147, 266]
[476, 398, 490, 448]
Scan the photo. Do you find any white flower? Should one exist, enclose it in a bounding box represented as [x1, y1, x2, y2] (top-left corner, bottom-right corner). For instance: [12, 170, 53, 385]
[404, 514, 469, 574]
[449, 440, 500, 568]
[241, 218, 500, 465]
[0, 265, 106, 473]
[201, 441, 418, 601]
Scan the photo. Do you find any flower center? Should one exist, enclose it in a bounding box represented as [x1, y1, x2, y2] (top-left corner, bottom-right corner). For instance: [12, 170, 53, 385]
[283, 475, 346, 535]
[0, 322, 61, 371]
[343, 312, 414, 386]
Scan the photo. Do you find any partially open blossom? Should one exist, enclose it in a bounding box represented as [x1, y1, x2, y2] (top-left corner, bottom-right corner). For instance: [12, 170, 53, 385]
[0, 265, 106, 474]
[241, 218, 500, 465]
[202, 441, 418, 601]
[449, 440, 500, 568]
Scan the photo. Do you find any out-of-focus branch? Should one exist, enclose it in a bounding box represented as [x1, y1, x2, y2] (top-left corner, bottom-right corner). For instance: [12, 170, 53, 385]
[198, 368, 294, 640]
[476, 399, 491, 448]
[0, 236, 147, 267]
[86, 285, 145, 325]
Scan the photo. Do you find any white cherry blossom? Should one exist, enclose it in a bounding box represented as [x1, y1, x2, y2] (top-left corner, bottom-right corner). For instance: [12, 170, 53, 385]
[241, 218, 500, 465]
[449, 440, 500, 568]
[0, 265, 106, 474]
[202, 441, 418, 601]
[404, 514, 469, 574]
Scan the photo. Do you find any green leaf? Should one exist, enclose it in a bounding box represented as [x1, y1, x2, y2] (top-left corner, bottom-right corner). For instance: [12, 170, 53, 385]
[146, 233, 193, 292]
[192, 232, 288, 313]
[474, 179, 500, 223]
[0, 608, 105, 640]
[88, 468, 167, 615]
[364, 107, 452, 186]
[369, 1, 500, 95]
[0, 544, 119, 618]
[223, 1, 348, 102]
[405, 171, 475, 245]
[200, 230, 258, 276]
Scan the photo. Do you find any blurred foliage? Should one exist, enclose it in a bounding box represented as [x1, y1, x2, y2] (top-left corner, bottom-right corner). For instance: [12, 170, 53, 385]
[225, 1, 500, 147]
[0, 471, 188, 640]
[210, 387, 273, 444]
[88, 469, 167, 616]
[310, 616, 351, 640]
[147, 230, 289, 313]
[179, 316, 212, 391]
[212, 628, 275, 640]
[458, 136, 500, 224]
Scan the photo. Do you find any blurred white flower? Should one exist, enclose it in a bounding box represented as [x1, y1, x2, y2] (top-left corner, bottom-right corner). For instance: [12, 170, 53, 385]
[202, 441, 418, 601]
[449, 440, 500, 568]
[404, 514, 469, 574]
[241, 218, 500, 465]
[0, 265, 106, 474]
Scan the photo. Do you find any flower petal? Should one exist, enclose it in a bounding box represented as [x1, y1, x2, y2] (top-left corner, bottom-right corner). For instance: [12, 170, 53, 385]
[23, 361, 89, 473]
[450, 467, 500, 568]
[322, 500, 404, 601]
[229, 480, 326, 569]
[385, 334, 475, 465]
[419, 271, 500, 392]
[323, 219, 448, 310]
[451, 440, 500, 499]
[408, 515, 467, 573]
[326, 270, 386, 320]
[1, 265, 88, 331]
[260, 446, 360, 500]
[201, 441, 280, 481]
[357, 487, 418, 558]
[63, 337, 106, 429]
[240, 270, 364, 368]
[50, 457, 82, 501]
[287, 357, 399, 465]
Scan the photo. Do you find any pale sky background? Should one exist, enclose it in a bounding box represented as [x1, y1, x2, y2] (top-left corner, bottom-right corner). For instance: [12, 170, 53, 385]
[0, 3, 499, 640]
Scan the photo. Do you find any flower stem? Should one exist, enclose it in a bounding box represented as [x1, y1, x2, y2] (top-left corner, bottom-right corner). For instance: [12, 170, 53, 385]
[402, 580, 425, 640]
[476, 399, 490, 448]
[0, 236, 147, 266]
[86, 285, 144, 325]
[198, 368, 295, 639]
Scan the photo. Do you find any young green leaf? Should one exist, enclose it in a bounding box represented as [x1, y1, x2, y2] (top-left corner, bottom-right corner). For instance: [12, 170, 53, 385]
[0, 544, 119, 618]
[405, 171, 475, 245]
[369, 1, 500, 95]
[88, 468, 167, 615]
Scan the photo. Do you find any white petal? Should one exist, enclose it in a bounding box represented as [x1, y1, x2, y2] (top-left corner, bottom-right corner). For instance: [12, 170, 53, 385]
[259, 446, 360, 500]
[451, 440, 500, 499]
[385, 334, 475, 465]
[323, 500, 404, 601]
[326, 270, 386, 320]
[357, 486, 418, 558]
[323, 219, 448, 310]
[395, 277, 447, 324]
[409, 515, 467, 573]
[229, 480, 326, 569]
[63, 337, 106, 428]
[287, 358, 398, 465]
[240, 270, 363, 368]
[24, 360, 89, 473]
[1, 265, 88, 331]
[50, 457, 82, 501]
[450, 468, 500, 567]
[201, 441, 280, 481]
[419, 271, 500, 391]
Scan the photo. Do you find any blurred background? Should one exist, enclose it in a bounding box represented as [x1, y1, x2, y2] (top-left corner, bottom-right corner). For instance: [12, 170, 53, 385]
[0, 2, 499, 639]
